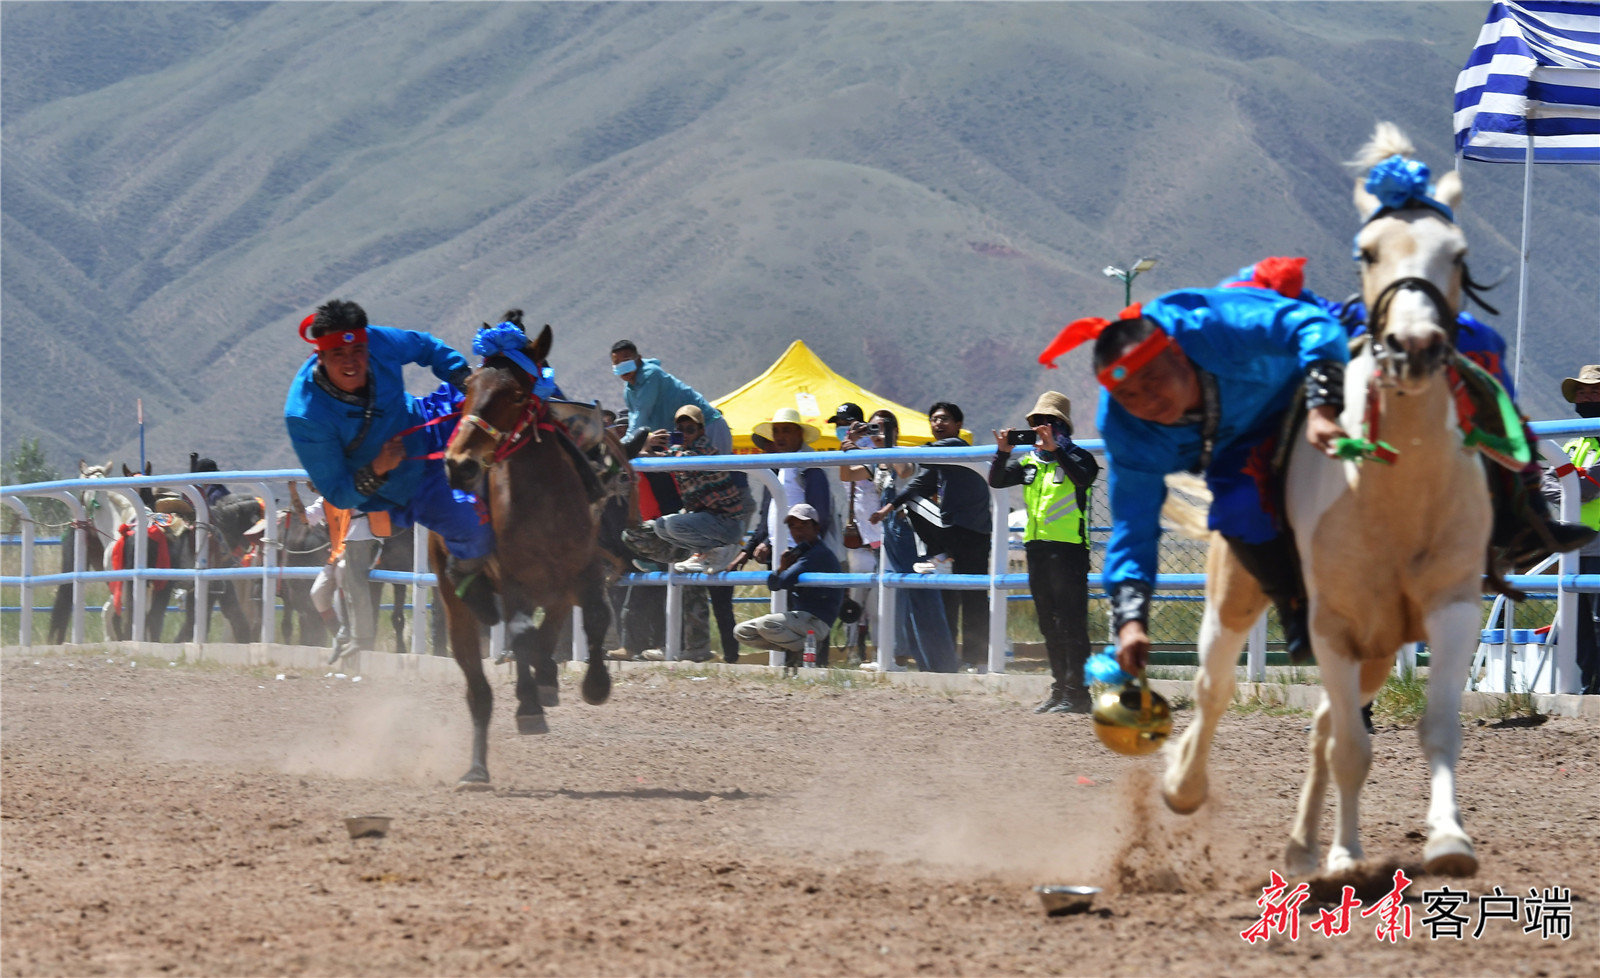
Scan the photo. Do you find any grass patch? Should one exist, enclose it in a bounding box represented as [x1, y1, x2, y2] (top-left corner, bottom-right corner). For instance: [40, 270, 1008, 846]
[1371, 667, 1428, 727]
[1230, 691, 1310, 718]
[1485, 687, 1546, 727]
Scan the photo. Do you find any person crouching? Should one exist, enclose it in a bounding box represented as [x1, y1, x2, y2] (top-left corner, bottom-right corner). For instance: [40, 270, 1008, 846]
[732, 504, 843, 667]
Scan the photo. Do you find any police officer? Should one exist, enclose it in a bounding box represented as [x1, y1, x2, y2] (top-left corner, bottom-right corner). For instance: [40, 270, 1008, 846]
[990, 392, 1100, 712]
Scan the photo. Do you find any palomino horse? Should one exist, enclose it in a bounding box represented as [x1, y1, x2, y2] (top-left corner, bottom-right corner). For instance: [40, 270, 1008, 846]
[1164, 123, 1491, 878]
[440, 323, 618, 786]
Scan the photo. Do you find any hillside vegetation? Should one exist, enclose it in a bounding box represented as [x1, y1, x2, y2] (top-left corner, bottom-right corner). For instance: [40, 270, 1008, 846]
[3, 2, 1595, 474]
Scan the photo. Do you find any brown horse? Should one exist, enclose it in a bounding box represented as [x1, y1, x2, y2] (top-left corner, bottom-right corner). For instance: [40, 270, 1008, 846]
[439, 323, 618, 786]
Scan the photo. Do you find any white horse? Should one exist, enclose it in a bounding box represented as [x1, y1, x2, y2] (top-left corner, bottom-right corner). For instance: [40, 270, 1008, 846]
[47, 460, 136, 643]
[1163, 122, 1488, 878]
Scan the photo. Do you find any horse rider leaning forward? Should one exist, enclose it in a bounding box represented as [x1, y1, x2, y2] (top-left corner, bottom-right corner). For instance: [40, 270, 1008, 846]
[283, 299, 501, 625]
[1039, 285, 1353, 676]
[1220, 256, 1595, 569]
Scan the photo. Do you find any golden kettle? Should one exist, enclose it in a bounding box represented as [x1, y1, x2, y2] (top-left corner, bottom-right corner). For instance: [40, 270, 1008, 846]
[1091, 671, 1173, 756]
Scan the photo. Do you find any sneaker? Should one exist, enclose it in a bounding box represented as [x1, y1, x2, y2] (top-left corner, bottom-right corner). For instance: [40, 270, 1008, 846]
[672, 554, 716, 574]
[859, 661, 881, 672]
[913, 554, 952, 574]
[632, 558, 666, 573]
[604, 648, 635, 661]
[639, 649, 666, 661]
[682, 648, 714, 663]
[1047, 685, 1093, 714]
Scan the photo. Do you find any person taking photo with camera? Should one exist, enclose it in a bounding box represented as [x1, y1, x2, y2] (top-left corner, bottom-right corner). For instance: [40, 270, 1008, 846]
[989, 392, 1100, 713]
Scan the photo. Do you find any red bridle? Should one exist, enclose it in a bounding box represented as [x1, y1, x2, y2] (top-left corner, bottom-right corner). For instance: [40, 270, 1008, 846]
[458, 384, 558, 465]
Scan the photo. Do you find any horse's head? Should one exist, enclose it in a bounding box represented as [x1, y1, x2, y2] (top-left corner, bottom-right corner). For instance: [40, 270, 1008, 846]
[78, 457, 133, 529]
[122, 461, 157, 508]
[445, 323, 553, 491]
[1350, 123, 1467, 391]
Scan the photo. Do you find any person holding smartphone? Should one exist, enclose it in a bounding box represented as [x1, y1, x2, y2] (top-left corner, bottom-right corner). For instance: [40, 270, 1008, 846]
[858, 410, 959, 673]
[989, 392, 1100, 712]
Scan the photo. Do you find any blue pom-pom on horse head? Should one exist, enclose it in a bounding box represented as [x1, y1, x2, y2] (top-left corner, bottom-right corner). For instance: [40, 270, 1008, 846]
[474, 321, 560, 400]
[1363, 154, 1454, 222]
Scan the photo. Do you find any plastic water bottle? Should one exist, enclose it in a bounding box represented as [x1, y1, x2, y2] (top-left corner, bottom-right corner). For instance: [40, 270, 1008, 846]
[803, 630, 818, 668]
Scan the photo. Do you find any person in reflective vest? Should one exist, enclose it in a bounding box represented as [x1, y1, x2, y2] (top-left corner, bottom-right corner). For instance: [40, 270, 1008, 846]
[989, 391, 1100, 713]
[1543, 364, 1600, 693]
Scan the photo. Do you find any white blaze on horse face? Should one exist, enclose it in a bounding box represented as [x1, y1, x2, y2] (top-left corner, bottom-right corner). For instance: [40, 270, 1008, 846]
[1356, 211, 1466, 380]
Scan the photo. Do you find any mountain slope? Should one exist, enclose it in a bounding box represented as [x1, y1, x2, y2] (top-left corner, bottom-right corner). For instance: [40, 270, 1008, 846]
[3, 2, 1595, 473]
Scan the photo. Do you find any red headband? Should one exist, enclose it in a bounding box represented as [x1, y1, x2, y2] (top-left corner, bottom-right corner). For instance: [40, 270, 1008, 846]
[1095, 329, 1172, 389]
[299, 313, 368, 352]
[1039, 303, 1170, 388]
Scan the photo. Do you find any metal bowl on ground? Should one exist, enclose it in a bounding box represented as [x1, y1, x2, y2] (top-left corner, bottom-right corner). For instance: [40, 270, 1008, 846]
[1034, 885, 1102, 916]
[344, 815, 392, 839]
[1091, 676, 1172, 756]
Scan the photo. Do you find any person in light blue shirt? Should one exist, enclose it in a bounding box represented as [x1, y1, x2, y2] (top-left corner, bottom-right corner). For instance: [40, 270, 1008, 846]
[609, 340, 732, 455]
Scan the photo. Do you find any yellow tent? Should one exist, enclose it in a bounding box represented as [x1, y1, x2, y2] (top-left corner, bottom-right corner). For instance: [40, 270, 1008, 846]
[710, 340, 969, 452]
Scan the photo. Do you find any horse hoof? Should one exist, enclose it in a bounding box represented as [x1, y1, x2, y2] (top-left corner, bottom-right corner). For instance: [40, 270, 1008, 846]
[538, 685, 560, 708]
[1161, 787, 1204, 816]
[1423, 836, 1478, 878]
[455, 769, 492, 791]
[581, 667, 612, 706]
[517, 713, 549, 735]
[1284, 841, 1320, 879]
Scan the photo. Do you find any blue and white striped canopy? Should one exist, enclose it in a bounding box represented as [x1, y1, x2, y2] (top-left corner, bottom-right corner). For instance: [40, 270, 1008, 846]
[1454, 1, 1600, 163]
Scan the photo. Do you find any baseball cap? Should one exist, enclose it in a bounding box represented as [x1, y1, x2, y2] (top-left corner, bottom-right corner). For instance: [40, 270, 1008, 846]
[674, 404, 704, 424]
[784, 503, 820, 523]
[825, 402, 864, 425]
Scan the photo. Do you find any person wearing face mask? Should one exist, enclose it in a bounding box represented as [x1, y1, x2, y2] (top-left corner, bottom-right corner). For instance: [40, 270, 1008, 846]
[989, 392, 1099, 713]
[609, 339, 731, 455]
[1543, 365, 1600, 693]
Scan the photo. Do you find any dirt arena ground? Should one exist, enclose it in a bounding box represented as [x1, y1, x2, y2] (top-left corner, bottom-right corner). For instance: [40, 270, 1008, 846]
[3, 649, 1596, 977]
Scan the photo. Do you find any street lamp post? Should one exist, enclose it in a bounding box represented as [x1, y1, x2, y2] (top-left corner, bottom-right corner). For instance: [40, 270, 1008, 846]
[1102, 257, 1158, 306]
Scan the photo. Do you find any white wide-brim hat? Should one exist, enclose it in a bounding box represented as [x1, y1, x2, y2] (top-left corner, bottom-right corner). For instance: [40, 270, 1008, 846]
[751, 407, 820, 446]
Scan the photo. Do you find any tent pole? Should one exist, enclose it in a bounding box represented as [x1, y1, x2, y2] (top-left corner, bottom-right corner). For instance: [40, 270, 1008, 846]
[1514, 133, 1534, 392]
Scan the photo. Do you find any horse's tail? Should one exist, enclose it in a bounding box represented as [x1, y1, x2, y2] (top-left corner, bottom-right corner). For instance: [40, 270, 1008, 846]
[1161, 472, 1212, 541]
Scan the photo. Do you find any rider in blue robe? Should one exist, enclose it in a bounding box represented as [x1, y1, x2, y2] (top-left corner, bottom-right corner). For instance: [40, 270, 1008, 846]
[283, 299, 499, 623]
[1092, 287, 1349, 669]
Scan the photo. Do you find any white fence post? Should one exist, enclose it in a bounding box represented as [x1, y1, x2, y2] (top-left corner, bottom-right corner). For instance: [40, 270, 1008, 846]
[985, 480, 1008, 675]
[1246, 612, 1267, 681]
[571, 604, 588, 662]
[664, 568, 683, 661]
[254, 483, 280, 646]
[4, 498, 34, 648]
[1553, 445, 1582, 694]
[410, 521, 429, 657]
[117, 488, 150, 644]
[875, 540, 897, 670]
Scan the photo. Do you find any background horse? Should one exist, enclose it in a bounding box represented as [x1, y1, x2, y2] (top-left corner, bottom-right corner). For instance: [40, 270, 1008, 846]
[1163, 122, 1491, 879]
[439, 323, 620, 786]
[165, 493, 261, 644]
[276, 507, 332, 647]
[46, 460, 125, 643]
